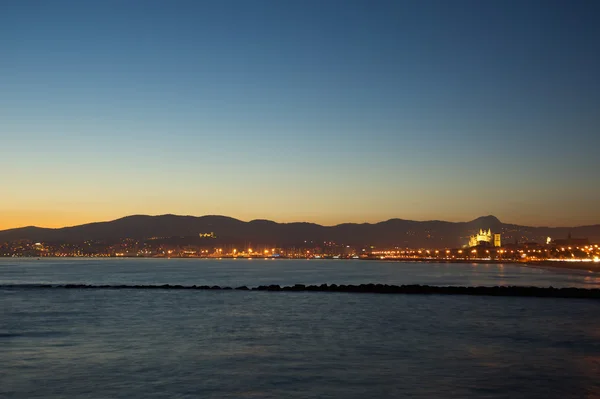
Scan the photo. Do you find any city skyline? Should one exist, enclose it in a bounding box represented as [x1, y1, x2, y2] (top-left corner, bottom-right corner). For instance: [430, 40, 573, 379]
[2, 0, 600, 229]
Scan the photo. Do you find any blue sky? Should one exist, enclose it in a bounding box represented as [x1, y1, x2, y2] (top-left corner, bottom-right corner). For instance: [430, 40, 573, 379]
[1, 0, 599, 228]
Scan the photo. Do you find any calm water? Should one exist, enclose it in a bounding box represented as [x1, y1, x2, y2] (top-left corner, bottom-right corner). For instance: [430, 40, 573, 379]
[1, 259, 600, 398]
[2, 257, 600, 288]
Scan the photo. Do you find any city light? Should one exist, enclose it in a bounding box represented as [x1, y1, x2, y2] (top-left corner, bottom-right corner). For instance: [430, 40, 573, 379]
[0, 230, 597, 265]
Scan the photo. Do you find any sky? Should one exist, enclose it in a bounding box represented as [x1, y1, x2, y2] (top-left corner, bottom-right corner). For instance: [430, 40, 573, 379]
[1, 0, 599, 229]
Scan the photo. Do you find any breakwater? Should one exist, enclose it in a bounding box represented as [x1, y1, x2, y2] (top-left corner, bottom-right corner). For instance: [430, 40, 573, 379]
[2, 283, 600, 299]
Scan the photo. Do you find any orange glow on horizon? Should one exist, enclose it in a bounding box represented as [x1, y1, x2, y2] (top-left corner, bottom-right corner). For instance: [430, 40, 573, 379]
[0, 211, 110, 230]
[2, 207, 600, 231]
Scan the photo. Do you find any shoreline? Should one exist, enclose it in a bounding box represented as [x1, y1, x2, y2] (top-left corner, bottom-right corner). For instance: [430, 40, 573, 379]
[521, 260, 600, 274]
[368, 257, 600, 274]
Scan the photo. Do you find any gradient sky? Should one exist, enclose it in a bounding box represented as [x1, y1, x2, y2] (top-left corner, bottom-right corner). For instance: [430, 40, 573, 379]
[2, 0, 599, 229]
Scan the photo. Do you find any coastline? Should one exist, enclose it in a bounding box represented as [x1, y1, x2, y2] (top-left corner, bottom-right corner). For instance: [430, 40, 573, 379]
[373, 257, 600, 274]
[521, 260, 600, 274]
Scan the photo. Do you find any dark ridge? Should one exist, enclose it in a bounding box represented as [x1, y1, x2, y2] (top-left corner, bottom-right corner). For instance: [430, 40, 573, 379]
[1, 284, 599, 299]
[3, 213, 599, 247]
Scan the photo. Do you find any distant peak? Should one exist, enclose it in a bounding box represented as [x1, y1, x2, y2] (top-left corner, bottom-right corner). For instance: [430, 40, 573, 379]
[249, 219, 276, 224]
[471, 215, 501, 224]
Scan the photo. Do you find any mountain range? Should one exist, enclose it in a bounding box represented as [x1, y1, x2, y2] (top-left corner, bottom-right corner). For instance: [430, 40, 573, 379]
[1, 214, 598, 248]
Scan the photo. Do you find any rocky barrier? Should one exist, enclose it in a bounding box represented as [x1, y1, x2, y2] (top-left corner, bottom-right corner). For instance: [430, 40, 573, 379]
[2, 283, 600, 299]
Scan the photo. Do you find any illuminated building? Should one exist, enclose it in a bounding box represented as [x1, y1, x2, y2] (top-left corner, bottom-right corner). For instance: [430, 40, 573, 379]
[468, 229, 501, 247]
[494, 234, 501, 247]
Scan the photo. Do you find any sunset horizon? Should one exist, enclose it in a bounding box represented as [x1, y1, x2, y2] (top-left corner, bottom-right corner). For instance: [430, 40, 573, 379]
[3, 2, 600, 396]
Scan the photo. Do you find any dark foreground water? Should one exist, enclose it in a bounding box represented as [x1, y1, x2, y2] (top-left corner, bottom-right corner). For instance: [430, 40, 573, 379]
[1, 259, 600, 398]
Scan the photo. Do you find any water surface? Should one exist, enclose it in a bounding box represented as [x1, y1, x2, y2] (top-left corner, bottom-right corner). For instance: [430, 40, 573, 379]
[1, 259, 599, 398]
[1, 258, 599, 288]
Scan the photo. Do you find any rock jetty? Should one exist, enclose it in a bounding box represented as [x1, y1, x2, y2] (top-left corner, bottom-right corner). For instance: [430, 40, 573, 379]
[3, 283, 599, 299]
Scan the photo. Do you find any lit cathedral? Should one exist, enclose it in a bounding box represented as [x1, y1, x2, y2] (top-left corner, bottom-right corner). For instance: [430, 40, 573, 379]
[468, 229, 501, 248]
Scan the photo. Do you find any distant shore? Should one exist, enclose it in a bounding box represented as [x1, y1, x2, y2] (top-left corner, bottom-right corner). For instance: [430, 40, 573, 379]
[522, 260, 600, 274]
[367, 257, 600, 273]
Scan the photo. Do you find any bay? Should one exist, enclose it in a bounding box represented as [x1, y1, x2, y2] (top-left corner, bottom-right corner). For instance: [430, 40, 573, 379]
[1, 259, 599, 398]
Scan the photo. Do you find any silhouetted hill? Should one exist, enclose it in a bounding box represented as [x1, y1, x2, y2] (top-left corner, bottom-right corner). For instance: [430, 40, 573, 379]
[0, 214, 599, 248]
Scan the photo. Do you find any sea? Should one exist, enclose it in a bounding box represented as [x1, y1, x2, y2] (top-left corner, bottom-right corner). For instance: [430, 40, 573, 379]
[1, 258, 599, 398]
